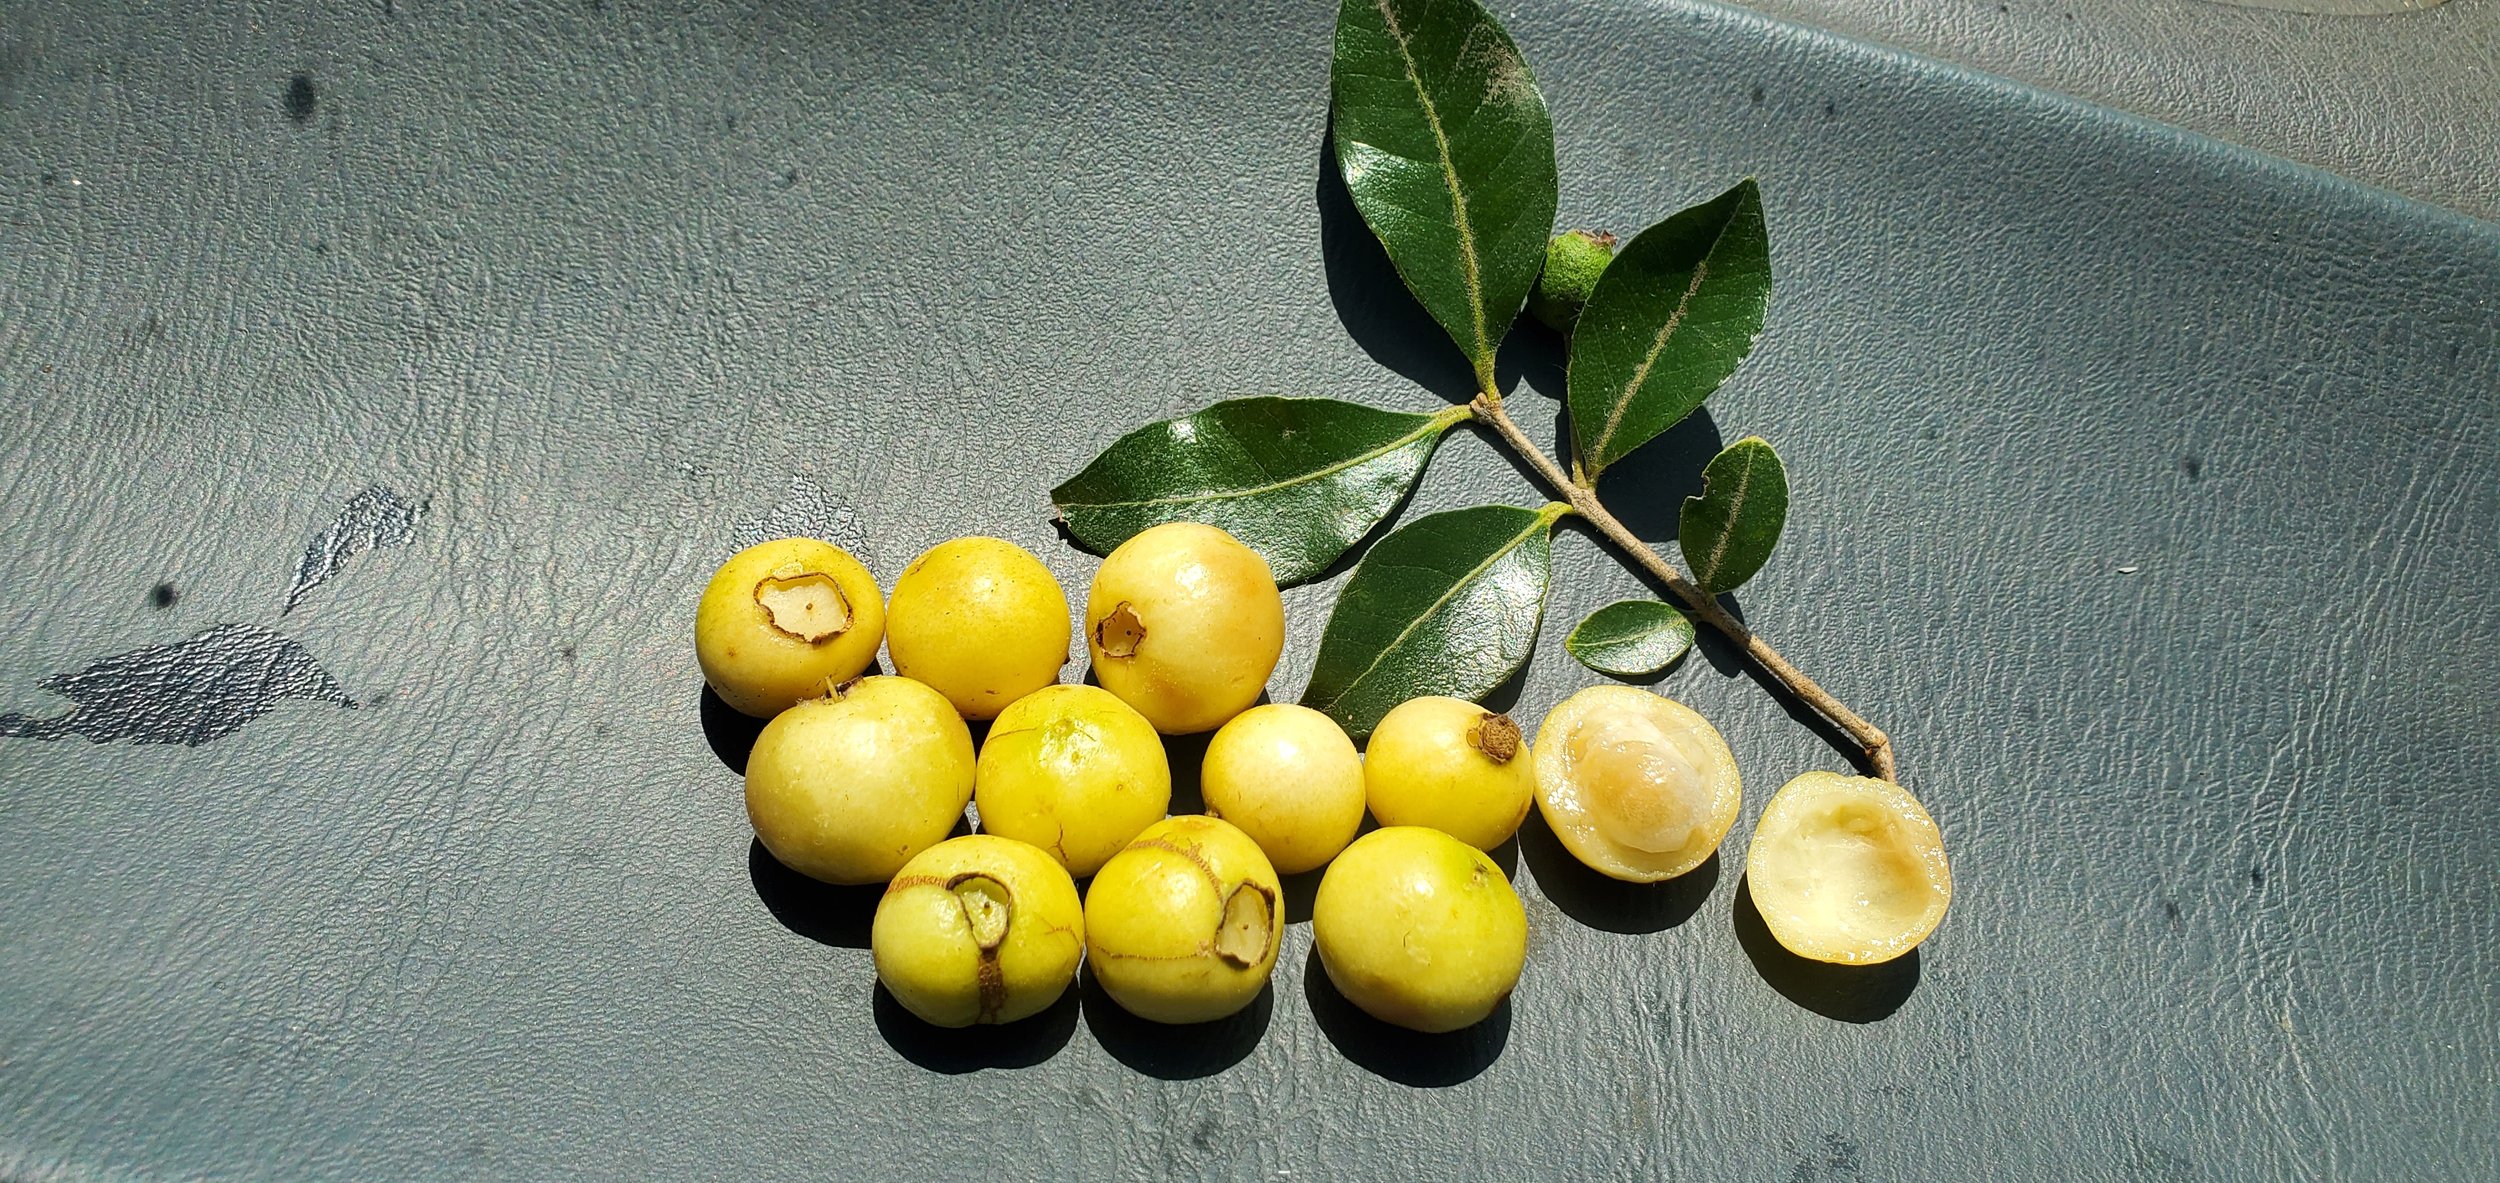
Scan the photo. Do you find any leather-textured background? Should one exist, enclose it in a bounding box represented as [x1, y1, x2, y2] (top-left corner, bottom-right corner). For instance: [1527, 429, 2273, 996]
[2, 1, 2494, 1179]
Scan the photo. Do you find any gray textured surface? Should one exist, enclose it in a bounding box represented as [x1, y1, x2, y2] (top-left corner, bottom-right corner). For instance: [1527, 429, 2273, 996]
[1731, 0, 2500, 218]
[3, 0, 2496, 1179]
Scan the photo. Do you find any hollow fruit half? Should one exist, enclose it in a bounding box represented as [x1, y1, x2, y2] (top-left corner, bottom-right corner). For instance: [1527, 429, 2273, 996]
[1746, 771, 1951, 965]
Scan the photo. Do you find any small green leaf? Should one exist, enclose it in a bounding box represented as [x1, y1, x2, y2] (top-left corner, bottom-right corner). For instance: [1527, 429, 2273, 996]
[1301, 502, 1567, 737]
[1568, 180, 1771, 477]
[1564, 600, 1695, 677]
[1052, 397, 1466, 586]
[1332, 0, 1558, 390]
[1679, 436, 1788, 596]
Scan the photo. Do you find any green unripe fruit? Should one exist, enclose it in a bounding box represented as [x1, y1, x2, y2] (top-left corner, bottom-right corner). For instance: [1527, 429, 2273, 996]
[974, 683, 1172, 877]
[1084, 815, 1284, 1024]
[744, 676, 973, 885]
[1085, 521, 1285, 735]
[886, 536, 1071, 721]
[1527, 228, 1618, 334]
[1363, 696, 1536, 851]
[1312, 826, 1528, 1033]
[873, 834, 1085, 1027]
[695, 536, 885, 718]
[1201, 703, 1366, 875]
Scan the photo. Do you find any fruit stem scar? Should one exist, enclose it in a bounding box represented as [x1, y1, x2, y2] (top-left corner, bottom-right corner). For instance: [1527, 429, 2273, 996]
[754, 571, 852, 642]
[1094, 601, 1146, 658]
[948, 873, 1013, 1022]
[1469, 712, 1522, 764]
[1213, 881, 1275, 969]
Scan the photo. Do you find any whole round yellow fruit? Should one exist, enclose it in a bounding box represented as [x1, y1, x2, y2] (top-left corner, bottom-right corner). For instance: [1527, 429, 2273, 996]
[1747, 771, 1951, 965]
[974, 684, 1171, 877]
[1363, 696, 1535, 850]
[744, 676, 972, 885]
[1312, 826, 1527, 1033]
[1084, 522, 1283, 735]
[1200, 703, 1364, 874]
[695, 536, 886, 718]
[885, 536, 1070, 721]
[873, 834, 1084, 1027]
[1084, 815, 1283, 1024]
[1533, 686, 1741, 882]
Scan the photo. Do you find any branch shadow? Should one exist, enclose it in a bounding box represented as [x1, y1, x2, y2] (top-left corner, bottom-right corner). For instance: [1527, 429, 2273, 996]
[745, 839, 881, 949]
[1079, 964, 1272, 1079]
[1730, 872, 1920, 1023]
[1517, 814, 1718, 935]
[1302, 943, 1510, 1087]
[872, 980, 1080, 1074]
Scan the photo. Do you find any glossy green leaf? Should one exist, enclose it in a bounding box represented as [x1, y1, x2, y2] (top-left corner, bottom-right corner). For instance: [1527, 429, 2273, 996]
[1331, 0, 1558, 390]
[1301, 502, 1567, 737]
[1679, 436, 1788, 596]
[1564, 600, 1695, 677]
[1051, 397, 1467, 586]
[1568, 179, 1771, 476]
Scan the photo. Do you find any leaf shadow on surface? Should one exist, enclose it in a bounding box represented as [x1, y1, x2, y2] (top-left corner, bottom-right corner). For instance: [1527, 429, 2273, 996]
[1731, 872, 1920, 1023]
[1079, 964, 1272, 1080]
[1317, 127, 1541, 406]
[745, 839, 881, 950]
[872, 981, 1080, 1074]
[1302, 943, 1510, 1087]
[1517, 815, 1719, 935]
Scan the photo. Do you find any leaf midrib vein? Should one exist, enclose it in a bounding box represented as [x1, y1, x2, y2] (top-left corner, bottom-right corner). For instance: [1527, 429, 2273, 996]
[1374, 0, 1489, 367]
[1590, 256, 1712, 468]
[1696, 451, 1758, 590]
[1318, 514, 1546, 707]
[1068, 415, 1443, 513]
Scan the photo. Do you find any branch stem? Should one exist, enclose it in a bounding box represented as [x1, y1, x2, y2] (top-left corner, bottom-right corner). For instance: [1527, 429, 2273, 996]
[1469, 391, 1897, 782]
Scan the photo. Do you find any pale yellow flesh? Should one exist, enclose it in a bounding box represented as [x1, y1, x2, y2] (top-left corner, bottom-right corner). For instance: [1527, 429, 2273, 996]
[1532, 686, 1740, 882]
[1746, 771, 1951, 965]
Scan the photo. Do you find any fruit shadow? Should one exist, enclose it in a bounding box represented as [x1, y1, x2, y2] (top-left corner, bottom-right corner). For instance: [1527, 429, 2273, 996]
[1316, 123, 1544, 405]
[1516, 813, 1717, 935]
[1730, 872, 1920, 1023]
[1078, 963, 1271, 1080]
[872, 981, 1080, 1074]
[746, 838, 882, 949]
[1301, 943, 1509, 1087]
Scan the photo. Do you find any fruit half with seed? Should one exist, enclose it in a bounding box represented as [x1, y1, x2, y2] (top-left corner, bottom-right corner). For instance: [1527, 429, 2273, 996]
[1084, 815, 1284, 1024]
[1747, 771, 1951, 964]
[1364, 696, 1537, 850]
[872, 834, 1085, 1027]
[1532, 686, 1741, 882]
[695, 536, 885, 718]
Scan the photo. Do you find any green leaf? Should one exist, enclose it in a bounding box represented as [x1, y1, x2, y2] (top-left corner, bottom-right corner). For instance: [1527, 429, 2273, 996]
[1564, 600, 1695, 677]
[1301, 502, 1568, 737]
[1679, 436, 1788, 596]
[1568, 179, 1771, 476]
[1051, 397, 1467, 586]
[1331, 0, 1558, 391]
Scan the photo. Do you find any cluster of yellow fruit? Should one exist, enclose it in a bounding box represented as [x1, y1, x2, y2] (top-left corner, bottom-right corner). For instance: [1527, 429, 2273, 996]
[695, 521, 1951, 1037]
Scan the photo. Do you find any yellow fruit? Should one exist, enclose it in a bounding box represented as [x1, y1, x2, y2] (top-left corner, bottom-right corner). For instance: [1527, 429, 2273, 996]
[872, 834, 1085, 1027]
[1363, 696, 1535, 850]
[1532, 686, 1741, 882]
[885, 537, 1071, 721]
[1200, 703, 1365, 874]
[1084, 522, 1283, 734]
[1312, 826, 1527, 1033]
[1083, 815, 1283, 1024]
[695, 536, 886, 718]
[1747, 772, 1951, 964]
[744, 676, 972, 885]
[974, 684, 1171, 877]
